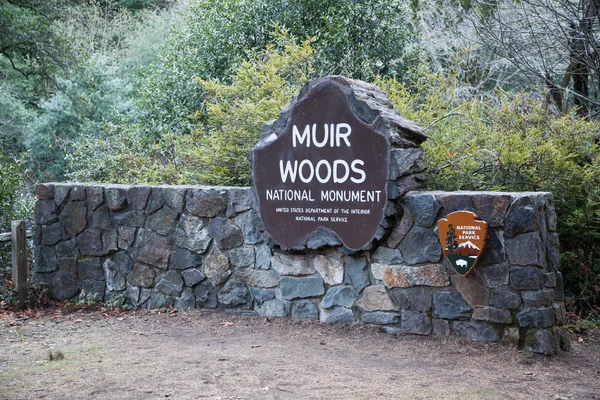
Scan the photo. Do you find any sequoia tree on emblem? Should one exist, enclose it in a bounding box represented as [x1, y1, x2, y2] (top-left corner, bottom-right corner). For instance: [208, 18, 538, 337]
[437, 211, 488, 276]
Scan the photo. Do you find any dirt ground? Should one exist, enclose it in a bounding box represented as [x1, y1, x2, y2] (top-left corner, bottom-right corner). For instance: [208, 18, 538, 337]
[0, 309, 599, 400]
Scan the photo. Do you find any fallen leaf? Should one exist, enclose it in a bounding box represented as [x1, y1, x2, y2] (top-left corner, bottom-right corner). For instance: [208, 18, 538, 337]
[221, 322, 234, 327]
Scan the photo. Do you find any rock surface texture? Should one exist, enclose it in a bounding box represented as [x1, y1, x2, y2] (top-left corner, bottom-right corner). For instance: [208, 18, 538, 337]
[35, 184, 566, 355]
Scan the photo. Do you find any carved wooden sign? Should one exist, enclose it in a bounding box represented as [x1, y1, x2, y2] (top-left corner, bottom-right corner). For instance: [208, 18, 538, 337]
[251, 78, 389, 250]
[437, 211, 488, 276]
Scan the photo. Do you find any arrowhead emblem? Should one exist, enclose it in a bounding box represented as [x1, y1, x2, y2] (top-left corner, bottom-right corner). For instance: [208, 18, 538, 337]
[437, 211, 488, 276]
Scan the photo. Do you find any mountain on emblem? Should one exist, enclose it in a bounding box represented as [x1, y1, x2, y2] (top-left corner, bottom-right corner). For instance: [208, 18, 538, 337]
[437, 211, 488, 276]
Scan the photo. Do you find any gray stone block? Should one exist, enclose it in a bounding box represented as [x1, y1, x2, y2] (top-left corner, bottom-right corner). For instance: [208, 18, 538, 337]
[433, 319, 450, 336]
[47, 271, 79, 301]
[91, 205, 113, 229]
[127, 263, 156, 288]
[505, 232, 546, 267]
[203, 246, 231, 285]
[226, 187, 253, 217]
[118, 226, 136, 250]
[70, 186, 87, 201]
[362, 311, 400, 325]
[228, 246, 255, 268]
[453, 321, 500, 342]
[543, 272, 556, 288]
[280, 275, 325, 300]
[186, 188, 227, 218]
[174, 214, 212, 254]
[272, 252, 313, 276]
[77, 229, 104, 256]
[115, 251, 133, 275]
[34, 246, 57, 273]
[257, 299, 289, 317]
[146, 206, 179, 235]
[321, 285, 357, 309]
[397, 226, 441, 264]
[516, 307, 555, 329]
[479, 229, 505, 265]
[343, 256, 369, 293]
[389, 287, 432, 312]
[386, 211, 414, 248]
[41, 223, 67, 246]
[437, 194, 476, 216]
[401, 310, 432, 335]
[555, 271, 564, 300]
[472, 307, 511, 324]
[155, 271, 183, 297]
[504, 203, 538, 238]
[521, 289, 554, 308]
[182, 268, 205, 287]
[105, 187, 127, 211]
[254, 244, 271, 269]
[356, 285, 397, 312]
[147, 289, 173, 309]
[218, 280, 251, 307]
[249, 287, 276, 304]
[169, 248, 202, 270]
[103, 259, 126, 292]
[78, 258, 104, 280]
[56, 257, 77, 276]
[546, 233, 560, 271]
[403, 193, 441, 227]
[132, 228, 171, 269]
[102, 230, 118, 254]
[510, 267, 543, 291]
[433, 291, 472, 320]
[36, 200, 58, 225]
[86, 186, 104, 211]
[59, 202, 87, 236]
[472, 194, 510, 228]
[54, 185, 70, 206]
[479, 264, 509, 288]
[56, 239, 78, 257]
[389, 147, 424, 180]
[174, 288, 195, 309]
[372, 247, 403, 264]
[163, 187, 186, 214]
[147, 188, 166, 213]
[113, 209, 146, 228]
[193, 281, 218, 309]
[523, 329, 557, 355]
[81, 279, 105, 302]
[235, 268, 279, 288]
[208, 217, 244, 250]
[291, 300, 319, 320]
[320, 306, 355, 324]
[234, 211, 264, 245]
[310, 251, 344, 285]
[489, 290, 521, 310]
[127, 186, 151, 210]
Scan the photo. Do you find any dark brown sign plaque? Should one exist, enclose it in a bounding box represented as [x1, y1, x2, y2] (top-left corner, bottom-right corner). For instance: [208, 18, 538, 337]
[251, 79, 389, 250]
[437, 211, 488, 276]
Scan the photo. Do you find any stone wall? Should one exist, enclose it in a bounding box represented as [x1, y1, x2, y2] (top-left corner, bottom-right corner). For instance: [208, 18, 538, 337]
[34, 183, 569, 355]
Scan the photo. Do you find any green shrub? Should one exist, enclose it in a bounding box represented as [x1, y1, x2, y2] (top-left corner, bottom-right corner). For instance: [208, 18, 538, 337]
[67, 29, 313, 185]
[377, 70, 600, 312]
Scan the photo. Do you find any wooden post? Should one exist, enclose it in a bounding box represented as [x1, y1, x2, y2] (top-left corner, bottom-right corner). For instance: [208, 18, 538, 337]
[11, 220, 27, 310]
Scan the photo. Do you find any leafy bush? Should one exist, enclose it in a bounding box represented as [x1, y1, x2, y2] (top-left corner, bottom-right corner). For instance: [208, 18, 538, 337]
[0, 154, 34, 231]
[133, 0, 416, 141]
[377, 70, 600, 312]
[67, 29, 313, 185]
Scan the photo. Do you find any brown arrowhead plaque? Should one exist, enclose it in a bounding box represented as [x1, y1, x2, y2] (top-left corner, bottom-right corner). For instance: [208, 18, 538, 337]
[437, 211, 488, 276]
[251, 77, 389, 250]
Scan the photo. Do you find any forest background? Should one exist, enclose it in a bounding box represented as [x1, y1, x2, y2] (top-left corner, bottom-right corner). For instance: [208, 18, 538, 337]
[1, 0, 599, 318]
